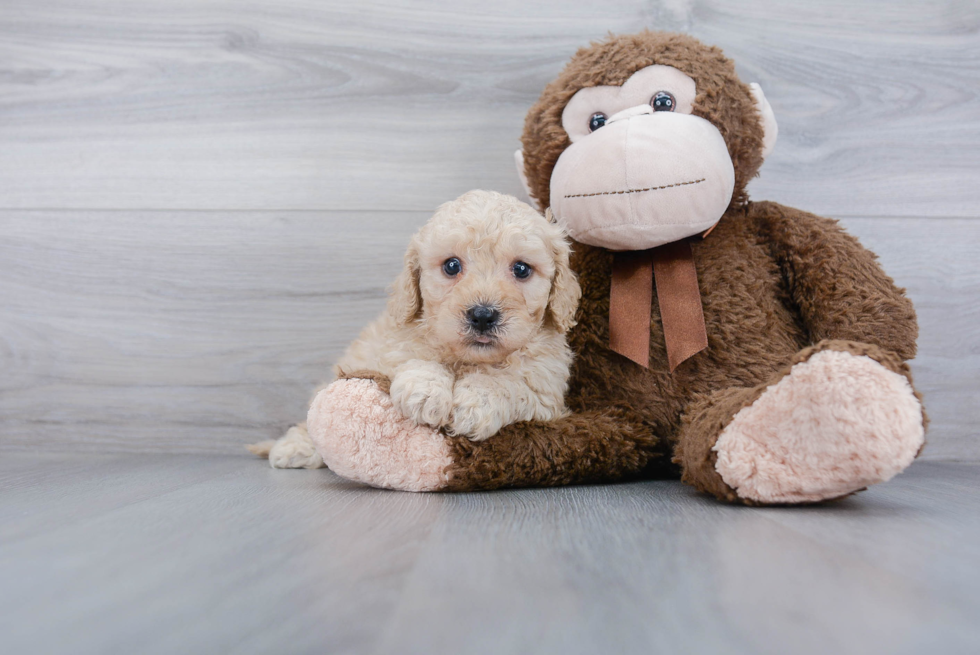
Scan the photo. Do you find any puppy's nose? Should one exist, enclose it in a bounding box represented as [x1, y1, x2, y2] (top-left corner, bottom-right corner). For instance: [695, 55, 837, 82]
[466, 305, 500, 332]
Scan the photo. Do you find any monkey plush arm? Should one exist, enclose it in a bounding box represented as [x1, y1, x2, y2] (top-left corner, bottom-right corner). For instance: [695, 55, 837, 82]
[444, 407, 666, 491]
[442, 334, 676, 490]
[754, 201, 918, 360]
[307, 373, 667, 492]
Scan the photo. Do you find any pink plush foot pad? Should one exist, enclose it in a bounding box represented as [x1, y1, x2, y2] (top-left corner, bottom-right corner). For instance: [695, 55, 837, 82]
[713, 350, 925, 503]
[307, 379, 452, 492]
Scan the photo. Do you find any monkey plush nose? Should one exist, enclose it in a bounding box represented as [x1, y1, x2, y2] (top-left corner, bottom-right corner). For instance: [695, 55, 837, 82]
[466, 305, 500, 332]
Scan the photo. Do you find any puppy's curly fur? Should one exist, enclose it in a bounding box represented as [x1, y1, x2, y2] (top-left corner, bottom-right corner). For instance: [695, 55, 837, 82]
[251, 190, 581, 468]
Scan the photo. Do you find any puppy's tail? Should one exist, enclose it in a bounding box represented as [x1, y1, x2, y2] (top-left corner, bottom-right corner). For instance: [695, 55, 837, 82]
[246, 440, 276, 458]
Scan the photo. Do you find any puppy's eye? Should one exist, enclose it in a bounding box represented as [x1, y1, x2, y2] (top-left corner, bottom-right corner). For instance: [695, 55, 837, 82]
[442, 257, 462, 277]
[588, 112, 607, 132]
[512, 261, 532, 279]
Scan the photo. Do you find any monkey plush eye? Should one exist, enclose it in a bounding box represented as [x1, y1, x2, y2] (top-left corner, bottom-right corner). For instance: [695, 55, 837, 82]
[651, 91, 676, 112]
[588, 112, 607, 132]
[443, 257, 462, 277]
[512, 261, 532, 279]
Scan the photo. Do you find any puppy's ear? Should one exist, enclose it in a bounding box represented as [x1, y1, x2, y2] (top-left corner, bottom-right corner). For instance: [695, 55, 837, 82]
[545, 216, 581, 334]
[388, 235, 423, 325]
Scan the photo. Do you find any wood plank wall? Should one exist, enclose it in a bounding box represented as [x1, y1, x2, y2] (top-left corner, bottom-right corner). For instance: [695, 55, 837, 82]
[1, 0, 977, 459]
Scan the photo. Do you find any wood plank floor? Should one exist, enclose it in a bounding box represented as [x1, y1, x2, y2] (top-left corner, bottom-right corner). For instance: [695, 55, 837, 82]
[1, 454, 978, 655]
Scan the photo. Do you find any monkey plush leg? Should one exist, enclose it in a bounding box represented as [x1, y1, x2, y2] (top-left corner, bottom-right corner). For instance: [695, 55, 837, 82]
[307, 376, 665, 492]
[674, 340, 926, 504]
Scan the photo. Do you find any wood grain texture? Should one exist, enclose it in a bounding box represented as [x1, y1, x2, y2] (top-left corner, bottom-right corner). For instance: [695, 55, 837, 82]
[2, 454, 979, 654]
[0, 210, 428, 453]
[1, 211, 976, 459]
[0, 1, 977, 460]
[0, 0, 977, 216]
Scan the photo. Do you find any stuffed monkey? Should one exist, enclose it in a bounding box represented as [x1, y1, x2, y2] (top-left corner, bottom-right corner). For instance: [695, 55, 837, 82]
[300, 31, 925, 504]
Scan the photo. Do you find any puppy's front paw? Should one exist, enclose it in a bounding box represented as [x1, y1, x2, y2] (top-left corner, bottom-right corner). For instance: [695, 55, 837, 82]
[449, 377, 505, 441]
[390, 361, 455, 429]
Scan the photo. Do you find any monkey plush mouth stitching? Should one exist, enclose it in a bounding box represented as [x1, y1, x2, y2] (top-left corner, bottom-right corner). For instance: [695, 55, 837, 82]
[564, 177, 705, 199]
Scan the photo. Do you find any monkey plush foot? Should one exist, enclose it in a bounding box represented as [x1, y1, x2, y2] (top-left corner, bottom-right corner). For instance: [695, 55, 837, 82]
[307, 378, 452, 492]
[712, 349, 925, 504]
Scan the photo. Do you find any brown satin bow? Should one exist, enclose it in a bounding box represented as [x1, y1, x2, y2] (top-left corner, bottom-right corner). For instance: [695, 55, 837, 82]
[609, 239, 708, 372]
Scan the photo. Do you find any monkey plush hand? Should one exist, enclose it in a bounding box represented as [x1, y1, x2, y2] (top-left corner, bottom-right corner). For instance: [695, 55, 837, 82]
[307, 31, 925, 504]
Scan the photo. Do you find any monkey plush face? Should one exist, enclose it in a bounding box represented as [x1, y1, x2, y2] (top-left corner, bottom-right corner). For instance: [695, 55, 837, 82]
[551, 64, 735, 249]
[517, 32, 778, 250]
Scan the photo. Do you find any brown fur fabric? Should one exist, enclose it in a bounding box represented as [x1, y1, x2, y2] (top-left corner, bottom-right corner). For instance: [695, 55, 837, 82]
[431, 31, 921, 503]
[445, 408, 669, 492]
[337, 369, 392, 395]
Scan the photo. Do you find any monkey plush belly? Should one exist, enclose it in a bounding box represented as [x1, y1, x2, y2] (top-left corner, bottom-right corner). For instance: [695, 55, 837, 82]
[565, 207, 809, 415]
[672, 209, 811, 386]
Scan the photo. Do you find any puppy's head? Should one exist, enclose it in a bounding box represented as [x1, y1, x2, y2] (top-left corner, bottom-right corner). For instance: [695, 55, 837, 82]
[389, 190, 581, 364]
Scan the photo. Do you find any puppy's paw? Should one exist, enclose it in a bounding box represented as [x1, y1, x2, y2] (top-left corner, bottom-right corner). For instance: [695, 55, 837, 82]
[390, 360, 455, 429]
[268, 425, 325, 469]
[449, 376, 505, 441]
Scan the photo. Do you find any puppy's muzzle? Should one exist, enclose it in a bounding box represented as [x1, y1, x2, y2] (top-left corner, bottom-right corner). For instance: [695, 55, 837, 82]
[466, 304, 500, 334]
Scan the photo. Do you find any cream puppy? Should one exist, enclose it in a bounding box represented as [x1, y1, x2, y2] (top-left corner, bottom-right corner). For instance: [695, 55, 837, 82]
[252, 190, 581, 469]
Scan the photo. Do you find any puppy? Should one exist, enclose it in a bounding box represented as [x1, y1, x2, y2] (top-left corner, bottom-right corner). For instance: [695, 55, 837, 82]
[251, 190, 581, 469]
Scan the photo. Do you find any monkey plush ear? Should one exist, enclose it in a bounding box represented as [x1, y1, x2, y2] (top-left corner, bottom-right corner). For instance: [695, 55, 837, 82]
[514, 149, 534, 201]
[749, 83, 778, 159]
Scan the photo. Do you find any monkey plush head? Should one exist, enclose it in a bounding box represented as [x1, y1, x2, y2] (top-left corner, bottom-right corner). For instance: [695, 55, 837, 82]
[516, 31, 777, 250]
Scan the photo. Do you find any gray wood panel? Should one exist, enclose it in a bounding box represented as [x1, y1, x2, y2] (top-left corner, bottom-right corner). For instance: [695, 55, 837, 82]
[2, 454, 979, 654]
[1, 211, 976, 460]
[0, 0, 977, 217]
[0, 210, 428, 453]
[0, 1, 977, 460]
